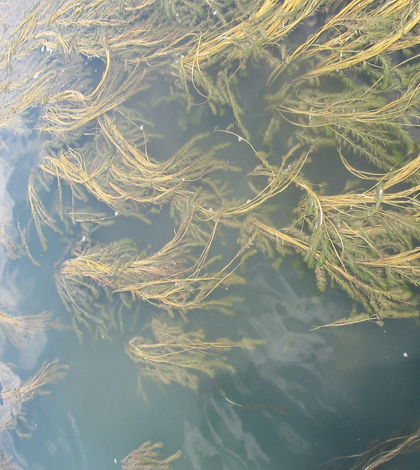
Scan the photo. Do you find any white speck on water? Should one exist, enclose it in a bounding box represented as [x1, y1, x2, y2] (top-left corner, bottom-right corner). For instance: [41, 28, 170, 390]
[114, 458, 117, 464]
[403, 352, 408, 357]
[246, 199, 251, 203]
[238, 136, 242, 141]
[115, 211, 119, 216]
[213, 10, 217, 15]
[140, 125, 144, 131]
[82, 236, 86, 242]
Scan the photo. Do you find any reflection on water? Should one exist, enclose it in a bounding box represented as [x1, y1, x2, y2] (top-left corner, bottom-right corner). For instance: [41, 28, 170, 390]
[184, 400, 271, 470]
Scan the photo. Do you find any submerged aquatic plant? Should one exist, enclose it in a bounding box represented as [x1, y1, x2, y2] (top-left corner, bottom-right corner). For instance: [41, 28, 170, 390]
[0, 227, 23, 260]
[57, 200, 252, 339]
[3, 0, 416, 313]
[0, 359, 67, 403]
[38, 115, 235, 224]
[242, 160, 420, 325]
[121, 440, 181, 470]
[0, 303, 53, 348]
[126, 318, 265, 397]
[319, 421, 420, 470]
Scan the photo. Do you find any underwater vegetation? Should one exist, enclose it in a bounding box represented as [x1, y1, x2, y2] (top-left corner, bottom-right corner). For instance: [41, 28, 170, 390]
[1, 0, 420, 467]
[0, 359, 67, 438]
[0, 359, 67, 404]
[126, 318, 265, 398]
[0, 302, 53, 348]
[56, 199, 252, 339]
[4, 0, 418, 327]
[121, 440, 182, 470]
[319, 421, 420, 470]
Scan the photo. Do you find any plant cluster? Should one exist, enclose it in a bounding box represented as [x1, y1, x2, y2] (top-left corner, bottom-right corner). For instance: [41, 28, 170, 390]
[1, 0, 420, 466]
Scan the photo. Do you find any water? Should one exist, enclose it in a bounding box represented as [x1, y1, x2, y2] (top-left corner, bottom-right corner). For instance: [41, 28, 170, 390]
[2, 195, 420, 470]
[1, 3, 420, 470]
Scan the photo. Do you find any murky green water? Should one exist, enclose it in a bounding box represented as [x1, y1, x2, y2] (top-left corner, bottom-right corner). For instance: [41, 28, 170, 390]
[1, 1, 420, 469]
